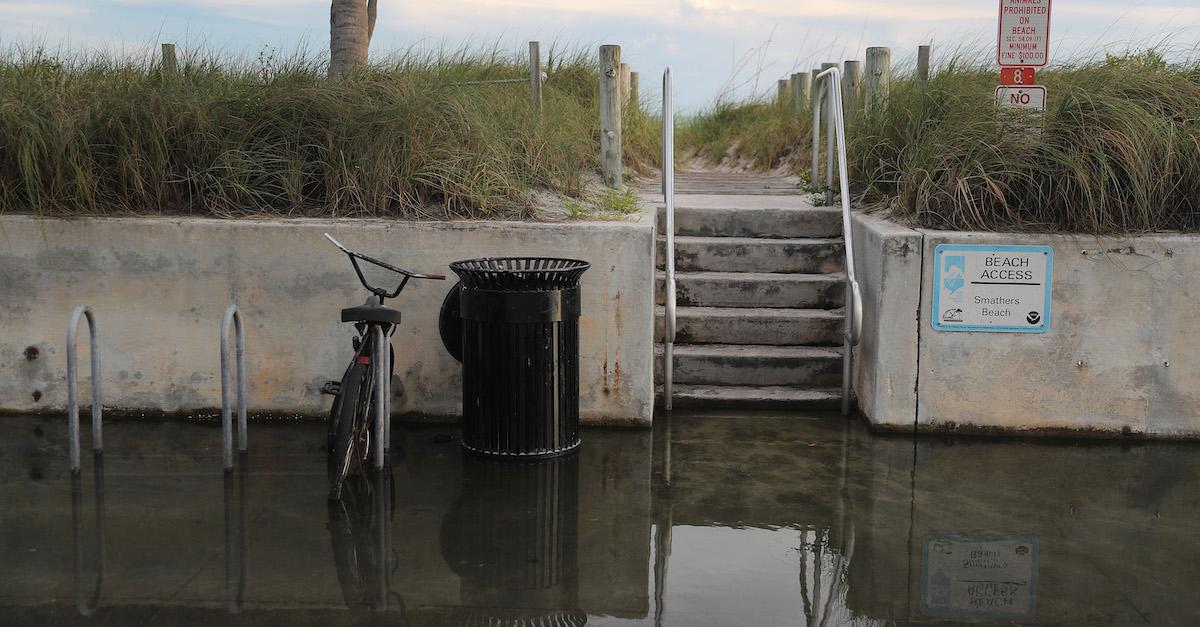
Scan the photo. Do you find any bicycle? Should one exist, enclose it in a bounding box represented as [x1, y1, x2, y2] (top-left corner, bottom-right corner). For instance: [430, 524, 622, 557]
[322, 233, 444, 501]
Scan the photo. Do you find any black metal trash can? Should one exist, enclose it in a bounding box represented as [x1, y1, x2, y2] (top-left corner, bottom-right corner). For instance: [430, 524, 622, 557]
[443, 257, 590, 459]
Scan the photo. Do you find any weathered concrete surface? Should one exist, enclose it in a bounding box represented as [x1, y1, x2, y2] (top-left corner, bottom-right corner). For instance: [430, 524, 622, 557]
[0, 214, 654, 424]
[917, 230, 1200, 437]
[850, 214, 922, 429]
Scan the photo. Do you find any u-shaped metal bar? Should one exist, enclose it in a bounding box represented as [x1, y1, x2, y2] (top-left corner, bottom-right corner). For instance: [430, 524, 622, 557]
[67, 305, 102, 473]
[221, 304, 248, 470]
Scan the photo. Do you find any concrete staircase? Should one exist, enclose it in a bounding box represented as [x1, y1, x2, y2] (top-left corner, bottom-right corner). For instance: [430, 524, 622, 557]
[650, 173, 847, 409]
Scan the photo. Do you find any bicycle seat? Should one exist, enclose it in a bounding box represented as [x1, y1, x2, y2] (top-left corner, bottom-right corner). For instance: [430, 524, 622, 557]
[341, 296, 402, 325]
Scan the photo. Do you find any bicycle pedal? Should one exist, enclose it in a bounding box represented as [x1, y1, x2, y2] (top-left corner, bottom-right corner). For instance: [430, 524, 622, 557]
[320, 380, 342, 396]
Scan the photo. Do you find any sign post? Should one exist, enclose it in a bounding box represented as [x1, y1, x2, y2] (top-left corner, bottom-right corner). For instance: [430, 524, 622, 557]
[996, 0, 1050, 113]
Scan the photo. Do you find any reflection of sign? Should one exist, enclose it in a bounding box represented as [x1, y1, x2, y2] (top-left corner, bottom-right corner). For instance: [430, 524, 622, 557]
[997, 0, 1052, 67]
[932, 244, 1052, 333]
[922, 534, 1039, 620]
[999, 67, 1036, 85]
[995, 85, 1046, 112]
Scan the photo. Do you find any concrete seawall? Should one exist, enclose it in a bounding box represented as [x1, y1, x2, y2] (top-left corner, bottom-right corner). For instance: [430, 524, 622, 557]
[852, 212, 1200, 438]
[0, 214, 655, 425]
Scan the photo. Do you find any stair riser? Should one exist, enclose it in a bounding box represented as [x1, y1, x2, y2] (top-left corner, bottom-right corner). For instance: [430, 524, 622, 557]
[656, 313, 843, 346]
[656, 275, 844, 309]
[659, 392, 841, 410]
[657, 207, 842, 239]
[658, 240, 844, 273]
[653, 353, 842, 386]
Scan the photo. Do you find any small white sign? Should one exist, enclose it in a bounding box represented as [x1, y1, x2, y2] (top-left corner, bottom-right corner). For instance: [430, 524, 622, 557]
[997, 0, 1052, 67]
[932, 244, 1053, 333]
[995, 85, 1046, 112]
[922, 534, 1039, 620]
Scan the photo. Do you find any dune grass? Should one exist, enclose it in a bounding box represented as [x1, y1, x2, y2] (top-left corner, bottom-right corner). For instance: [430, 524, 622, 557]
[0, 45, 660, 219]
[680, 50, 1200, 233]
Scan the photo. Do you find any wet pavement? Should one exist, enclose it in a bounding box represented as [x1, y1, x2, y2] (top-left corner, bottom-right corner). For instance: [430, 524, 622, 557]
[2, 411, 1198, 625]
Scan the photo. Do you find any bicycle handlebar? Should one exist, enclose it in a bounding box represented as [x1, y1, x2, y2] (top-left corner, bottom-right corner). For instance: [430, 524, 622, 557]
[325, 233, 445, 300]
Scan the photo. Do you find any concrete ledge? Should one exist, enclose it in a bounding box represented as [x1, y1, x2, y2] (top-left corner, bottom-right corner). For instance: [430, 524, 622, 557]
[0, 214, 655, 425]
[852, 211, 1200, 439]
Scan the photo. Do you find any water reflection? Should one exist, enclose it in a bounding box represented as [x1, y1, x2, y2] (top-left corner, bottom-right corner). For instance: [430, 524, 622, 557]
[224, 455, 249, 614]
[1, 414, 1197, 624]
[70, 454, 105, 616]
[440, 456, 586, 625]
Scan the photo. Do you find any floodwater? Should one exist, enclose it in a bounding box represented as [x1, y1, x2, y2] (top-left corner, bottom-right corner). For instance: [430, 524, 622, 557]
[2, 411, 1198, 626]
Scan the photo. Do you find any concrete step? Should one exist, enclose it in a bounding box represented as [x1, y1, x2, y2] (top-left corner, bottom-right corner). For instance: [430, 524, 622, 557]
[659, 384, 842, 409]
[657, 271, 845, 309]
[656, 306, 844, 346]
[658, 236, 845, 274]
[653, 344, 842, 386]
[656, 201, 841, 239]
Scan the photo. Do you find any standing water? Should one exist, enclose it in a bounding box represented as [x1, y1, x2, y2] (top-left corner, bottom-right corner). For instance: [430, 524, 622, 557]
[1, 411, 1197, 625]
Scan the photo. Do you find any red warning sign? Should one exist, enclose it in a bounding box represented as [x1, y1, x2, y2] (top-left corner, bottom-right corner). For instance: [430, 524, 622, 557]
[997, 0, 1052, 67]
[999, 67, 1036, 85]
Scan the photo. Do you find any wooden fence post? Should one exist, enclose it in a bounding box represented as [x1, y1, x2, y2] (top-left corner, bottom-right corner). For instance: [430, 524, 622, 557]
[864, 47, 891, 111]
[161, 43, 178, 76]
[917, 44, 931, 84]
[790, 72, 810, 117]
[630, 71, 639, 107]
[819, 62, 837, 205]
[529, 41, 542, 117]
[599, 45, 623, 190]
[778, 78, 792, 108]
[619, 63, 632, 104]
[843, 60, 862, 128]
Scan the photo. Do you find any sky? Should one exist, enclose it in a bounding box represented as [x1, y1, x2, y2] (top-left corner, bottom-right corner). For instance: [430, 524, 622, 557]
[0, 0, 1197, 111]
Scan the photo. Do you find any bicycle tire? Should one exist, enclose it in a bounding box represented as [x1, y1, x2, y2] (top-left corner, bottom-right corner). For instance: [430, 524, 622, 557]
[329, 361, 370, 501]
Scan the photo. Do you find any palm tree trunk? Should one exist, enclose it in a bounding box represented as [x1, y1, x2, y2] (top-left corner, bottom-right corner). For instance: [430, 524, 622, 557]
[329, 0, 377, 80]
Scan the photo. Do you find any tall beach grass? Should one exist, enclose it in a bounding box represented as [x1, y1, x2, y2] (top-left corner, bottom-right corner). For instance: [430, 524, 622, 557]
[0, 44, 660, 219]
[680, 50, 1200, 233]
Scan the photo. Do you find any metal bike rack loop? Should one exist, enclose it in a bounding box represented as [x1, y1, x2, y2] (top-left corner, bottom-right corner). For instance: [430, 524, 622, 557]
[661, 66, 678, 411]
[812, 66, 864, 416]
[67, 305, 102, 473]
[221, 304, 248, 470]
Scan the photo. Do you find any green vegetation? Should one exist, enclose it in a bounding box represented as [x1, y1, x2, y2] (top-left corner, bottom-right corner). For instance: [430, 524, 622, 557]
[680, 51, 1200, 233]
[0, 46, 659, 219]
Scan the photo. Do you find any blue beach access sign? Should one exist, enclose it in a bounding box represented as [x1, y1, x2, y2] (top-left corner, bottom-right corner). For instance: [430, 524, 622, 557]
[932, 244, 1053, 333]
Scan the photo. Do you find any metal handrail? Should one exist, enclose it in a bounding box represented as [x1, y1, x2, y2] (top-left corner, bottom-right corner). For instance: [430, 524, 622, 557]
[812, 66, 864, 416]
[220, 304, 248, 470]
[67, 305, 102, 473]
[662, 67, 677, 411]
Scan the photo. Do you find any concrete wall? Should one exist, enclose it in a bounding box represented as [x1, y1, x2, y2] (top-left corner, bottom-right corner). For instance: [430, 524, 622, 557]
[0, 214, 655, 425]
[917, 230, 1200, 437]
[851, 213, 1200, 438]
[850, 214, 922, 429]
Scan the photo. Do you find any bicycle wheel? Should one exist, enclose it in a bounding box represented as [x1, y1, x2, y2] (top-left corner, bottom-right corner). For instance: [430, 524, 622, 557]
[329, 361, 371, 501]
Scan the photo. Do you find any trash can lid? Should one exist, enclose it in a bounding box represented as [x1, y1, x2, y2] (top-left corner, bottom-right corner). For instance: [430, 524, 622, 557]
[449, 257, 590, 291]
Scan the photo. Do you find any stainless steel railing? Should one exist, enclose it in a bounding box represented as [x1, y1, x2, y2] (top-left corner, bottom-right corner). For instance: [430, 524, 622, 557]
[67, 305, 102, 473]
[661, 66, 678, 410]
[812, 66, 864, 416]
[220, 304, 248, 470]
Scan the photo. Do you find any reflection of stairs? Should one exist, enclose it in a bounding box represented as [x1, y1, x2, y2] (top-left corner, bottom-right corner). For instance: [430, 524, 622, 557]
[648, 173, 846, 409]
